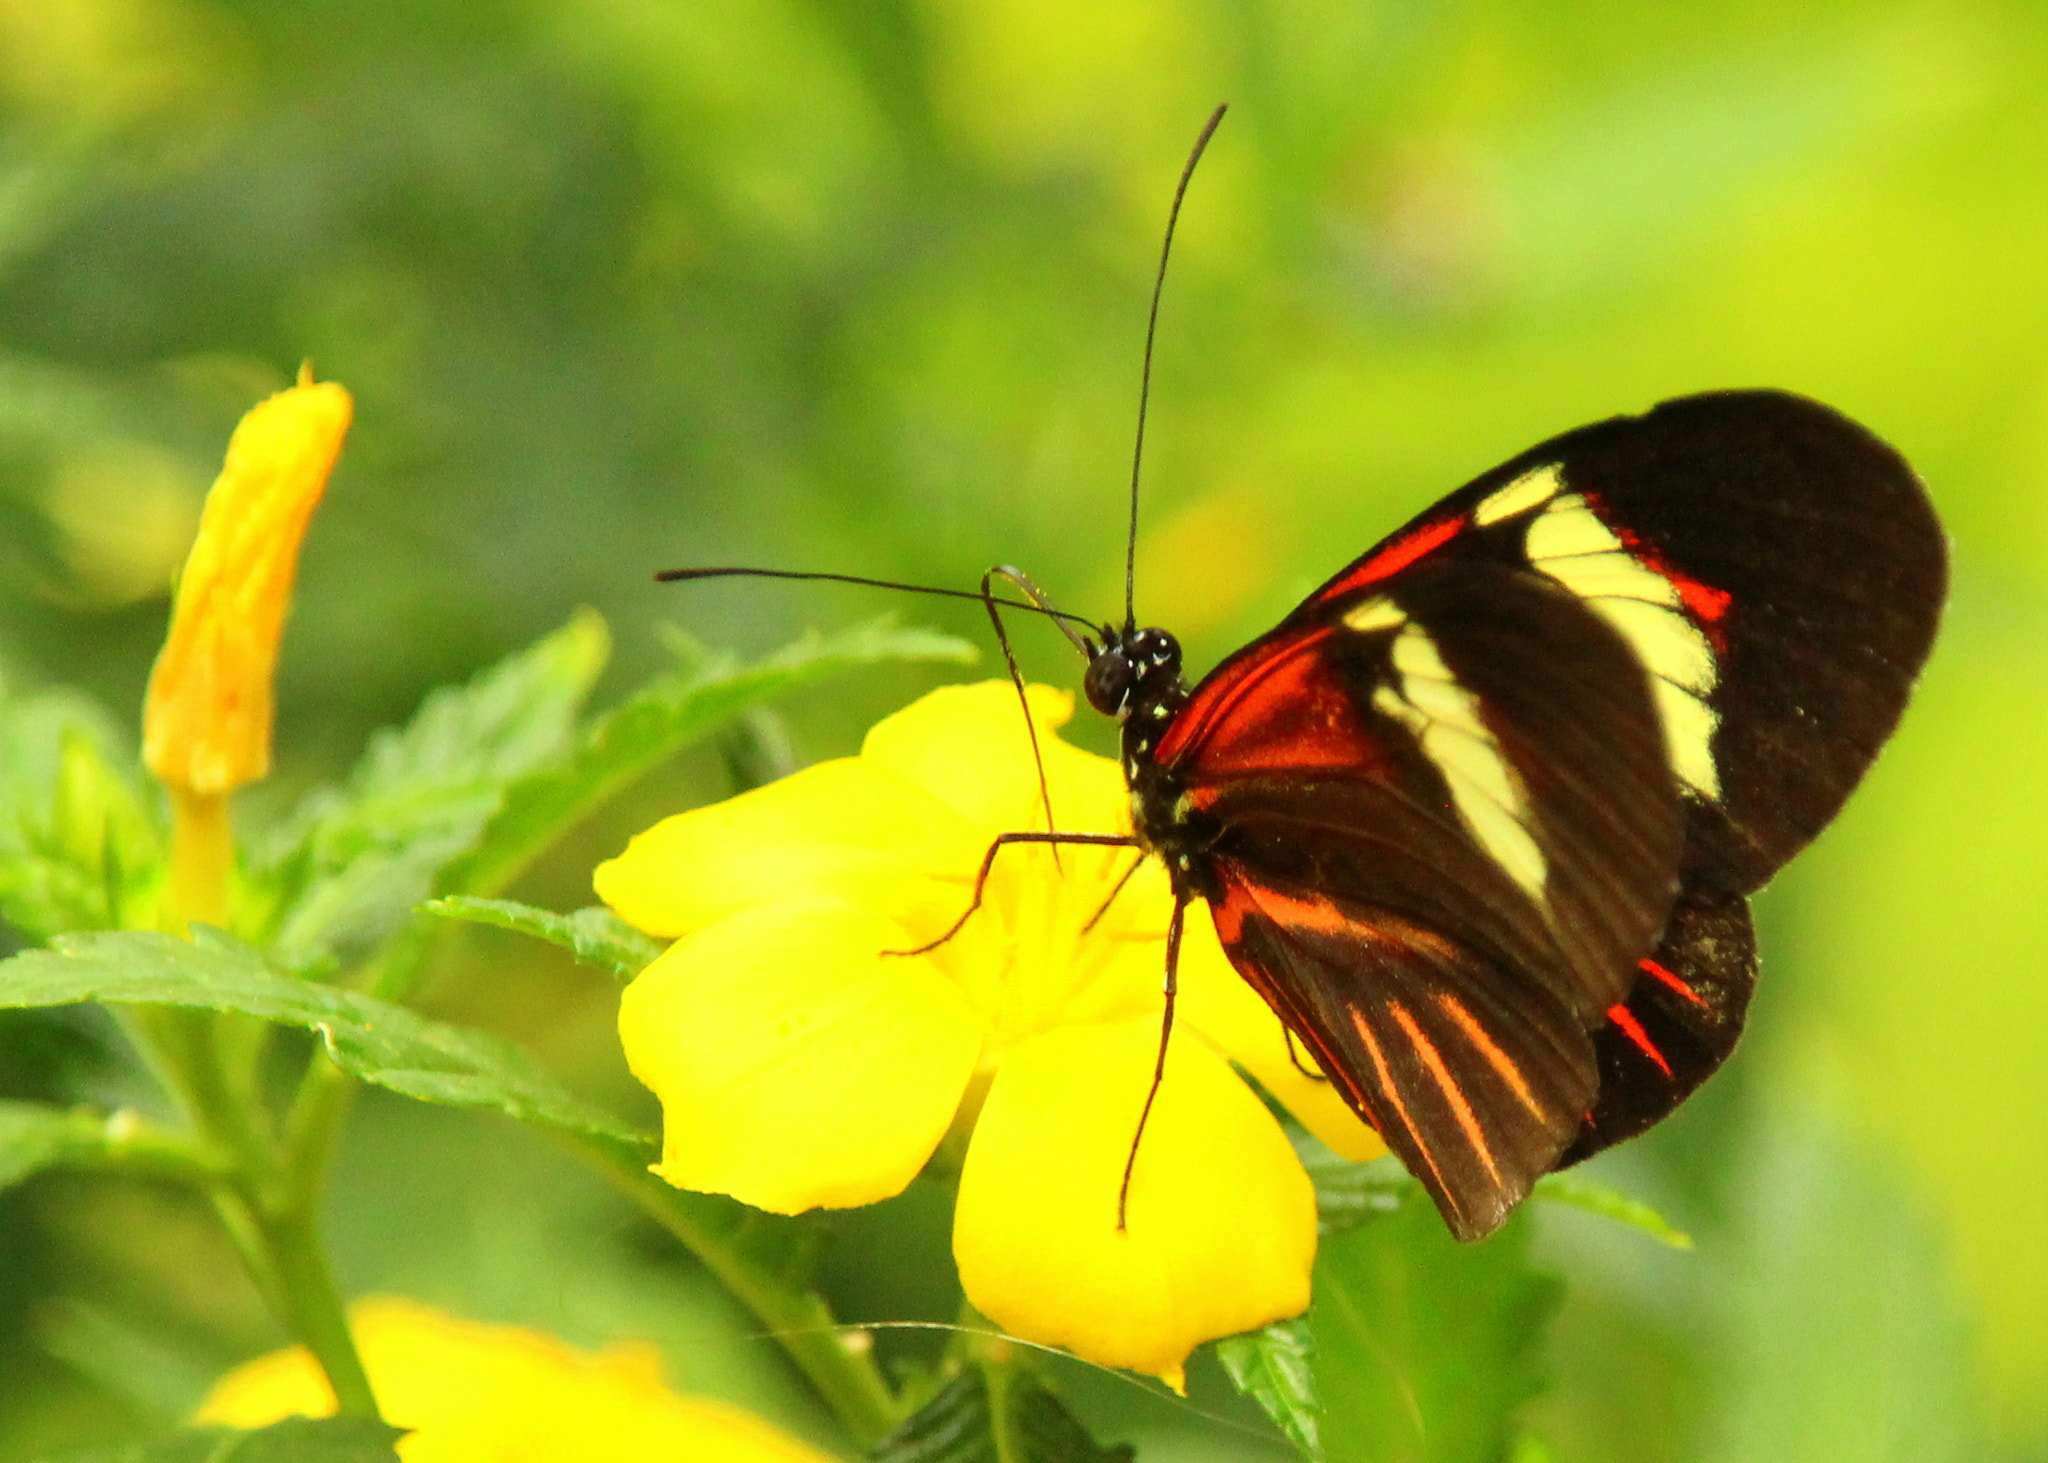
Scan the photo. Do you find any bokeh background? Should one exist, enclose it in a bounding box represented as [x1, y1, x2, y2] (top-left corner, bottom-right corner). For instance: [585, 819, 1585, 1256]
[0, 0, 2042, 1459]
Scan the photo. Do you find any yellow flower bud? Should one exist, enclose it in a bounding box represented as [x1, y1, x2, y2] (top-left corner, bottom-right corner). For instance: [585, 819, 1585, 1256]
[143, 370, 352, 796]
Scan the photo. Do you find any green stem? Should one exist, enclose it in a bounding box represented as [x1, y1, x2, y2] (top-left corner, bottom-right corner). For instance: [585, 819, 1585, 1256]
[119, 1005, 381, 1420]
[282, 1053, 361, 1216]
[567, 1134, 899, 1446]
[259, 1206, 378, 1417]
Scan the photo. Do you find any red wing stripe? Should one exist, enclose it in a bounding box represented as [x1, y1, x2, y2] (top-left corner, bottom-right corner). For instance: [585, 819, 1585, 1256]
[1638, 956, 1708, 1007]
[1388, 1000, 1505, 1190]
[1348, 1005, 1459, 1219]
[1315, 515, 1463, 604]
[1154, 626, 1334, 765]
[1606, 1002, 1673, 1078]
[1433, 991, 1549, 1123]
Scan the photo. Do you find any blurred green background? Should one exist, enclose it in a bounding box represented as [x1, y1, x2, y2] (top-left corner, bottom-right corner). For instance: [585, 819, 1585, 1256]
[0, 0, 2042, 1458]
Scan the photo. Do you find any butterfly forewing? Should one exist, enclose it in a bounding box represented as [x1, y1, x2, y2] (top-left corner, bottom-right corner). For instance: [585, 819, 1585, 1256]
[1293, 389, 1945, 893]
[1163, 559, 1686, 1234]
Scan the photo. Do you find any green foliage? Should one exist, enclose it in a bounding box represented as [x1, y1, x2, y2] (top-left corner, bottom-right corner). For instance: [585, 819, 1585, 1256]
[870, 1368, 1133, 1463]
[0, 686, 161, 940]
[433, 617, 973, 902]
[255, 611, 611, 964]
[0, 1102, 107, 1194]
[0, 929, 647, 1150]
[30, 1418, 405, 1462]
[423, 896, 659, 981]
[1309, 1196, 1561, 1463]
[1533, 1172, 1692, 1250]
[1214, 1319, 1320, 1460]
[1699, 1117, 1986, 1463]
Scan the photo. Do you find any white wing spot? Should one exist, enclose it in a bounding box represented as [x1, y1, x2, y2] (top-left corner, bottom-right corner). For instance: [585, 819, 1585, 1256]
[1343, 596, 1404, 632]
[1375, 624, 1548, 900]
[1474, 464, 1563, 526]
[1524, 493, 1722, 800]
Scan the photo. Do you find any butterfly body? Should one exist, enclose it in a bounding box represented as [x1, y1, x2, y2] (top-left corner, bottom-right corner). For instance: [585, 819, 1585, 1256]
[1085, 388, 1945, 1241]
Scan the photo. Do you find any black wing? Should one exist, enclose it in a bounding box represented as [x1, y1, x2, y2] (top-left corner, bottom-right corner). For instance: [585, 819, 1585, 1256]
[1171, 560, 1683, 1237]
[1162, 390, 1943, 1229]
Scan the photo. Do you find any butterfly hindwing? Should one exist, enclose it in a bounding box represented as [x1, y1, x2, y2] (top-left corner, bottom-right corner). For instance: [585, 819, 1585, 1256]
[1558, 885, 1758, 1166]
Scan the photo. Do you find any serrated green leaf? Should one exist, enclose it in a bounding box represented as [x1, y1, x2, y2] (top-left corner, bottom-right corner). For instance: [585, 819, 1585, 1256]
[1215, 1317, 1321, 1460]
[869, 1368, 1133, 1463]
[1533, 1171, 1693, 1249]
[0, 929, 650, 1149]
[0, 689, 162, 939]
[1310, 1197, 1561, 1463]
[438, 617, 974, 901]
[259, 611, 610, 962]
[422, 896, 660, 981]
[29, 1416, 406, 1462]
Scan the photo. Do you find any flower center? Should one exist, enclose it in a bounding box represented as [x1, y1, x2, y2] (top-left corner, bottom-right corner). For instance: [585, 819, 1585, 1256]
[931, 841, 1173, 1054]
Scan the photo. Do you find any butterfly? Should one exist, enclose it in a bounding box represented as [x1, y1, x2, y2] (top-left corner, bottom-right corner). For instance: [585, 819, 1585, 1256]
[663, 109, 1947, 1242]
[1078, 387, 1946, 1240]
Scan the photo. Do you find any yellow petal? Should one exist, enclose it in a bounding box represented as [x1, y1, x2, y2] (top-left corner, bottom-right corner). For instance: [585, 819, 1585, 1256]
[196, 1296, 834, 1463]
[861, 681, 1129, 835]
[953, 1018, 1315, 1390]
[143, 372, 351, 795]
[620, 897, 985, 1213]
[595, 756, 986, 940]
[1174, 907, 1388, 1163]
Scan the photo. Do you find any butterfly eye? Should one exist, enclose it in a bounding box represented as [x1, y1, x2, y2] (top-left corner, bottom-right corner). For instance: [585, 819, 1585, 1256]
[1084, 647, 1135, 716]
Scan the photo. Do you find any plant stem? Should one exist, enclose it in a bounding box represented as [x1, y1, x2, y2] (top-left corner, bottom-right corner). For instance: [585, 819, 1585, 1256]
[121, 1009, 381, 1419]
[259, 1206, 379, 1416]
[568, 1134, 900, 1446]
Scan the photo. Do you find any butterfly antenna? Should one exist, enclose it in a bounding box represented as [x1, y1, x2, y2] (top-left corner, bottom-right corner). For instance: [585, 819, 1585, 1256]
[1124, 103, 1228, 632]
[659, 565, 1101, 634]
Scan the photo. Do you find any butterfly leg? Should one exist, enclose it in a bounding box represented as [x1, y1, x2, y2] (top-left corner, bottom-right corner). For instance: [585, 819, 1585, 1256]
[1117, 892, 1188, 1230]
[981, 565, 1089, 863]
[884, 829, 1142, 958]
[1282, 1027, 1329, 1083]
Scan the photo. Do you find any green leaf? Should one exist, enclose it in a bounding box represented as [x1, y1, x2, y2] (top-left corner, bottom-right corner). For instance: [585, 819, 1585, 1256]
[869, 1368, 1133, 1463]
[1295, 1141, 1411, 1234]
[422, 896, 661, 981]
[1309, 1195, 1562, 1463]
[1532, 1171, 1693, 1249]
[0, 688, 162, 939]
[1215, 1317, 1321, 1460]
[259, 611, 611, 962]
[0, 1100, 98, 1192]
[438, 617, 974, 901]
[0, 929, 651, 1150]
[29, 1416, 406, 1462]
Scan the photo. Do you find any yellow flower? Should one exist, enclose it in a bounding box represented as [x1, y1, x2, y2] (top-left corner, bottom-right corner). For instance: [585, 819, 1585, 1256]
[144, 367, 351, 798]
[140, 366, 350, 928]
[195, 1296, 835, 1463]
[597, 682, 1385, 1389]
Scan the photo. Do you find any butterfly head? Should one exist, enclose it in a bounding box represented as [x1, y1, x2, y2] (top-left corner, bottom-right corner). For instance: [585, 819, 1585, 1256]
[1083, 626, 1183, 721]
